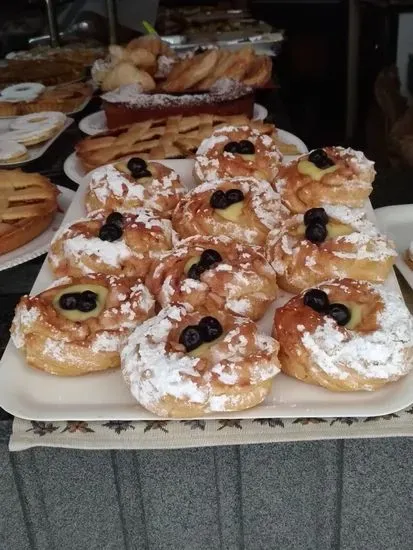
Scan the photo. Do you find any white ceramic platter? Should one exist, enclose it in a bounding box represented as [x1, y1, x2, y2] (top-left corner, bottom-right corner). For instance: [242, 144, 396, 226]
[0, 117, 73, 167]
[0, 159, 412, 421]
[78, 103, 269, 136]
[375, 204, 413, 291]
[0, 186, 75, 272]
[63, 127, 307, 186]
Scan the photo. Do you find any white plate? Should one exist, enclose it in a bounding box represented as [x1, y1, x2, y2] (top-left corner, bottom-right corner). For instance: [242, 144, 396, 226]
[375, 204, 413, 291]
[78, 103, 269, 136]
[0, 186, 75, 272]
[0, 117, 73, 167]
[63, 127, 307, 186]
[0, 159, 412, 421]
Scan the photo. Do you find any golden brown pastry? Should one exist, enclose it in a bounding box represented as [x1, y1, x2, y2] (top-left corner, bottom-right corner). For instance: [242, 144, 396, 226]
[101, 62, 156, 93]
[266, 205, 397, 293]
[161, 49, 220, 93]
[85, 158, 185, 218]
[172, 176, 288, 247]
[0, 169, 58, 255]
[194, 125, 282, 183]
[121, 303, 280, 417]
[49, 209, 175, 279]
[273, 279, 413, 391]
[276, 147, 375, 213]
[147, 235, 278, 320]
[11, 274, 155, 376]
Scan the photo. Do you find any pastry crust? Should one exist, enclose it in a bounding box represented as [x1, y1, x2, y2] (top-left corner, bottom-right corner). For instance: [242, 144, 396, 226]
[162, 50, 220, 92]
[75, 115, 275, 171]
[85, 160, 185, 218]
[121, 303, 280, 417]
[266, 205, 397, 293]
[147, 235, 278, 320]
[19, 82, 92, 115]
[101, 62, 156, 93]
[49, 209, 175, 279]
[11, 274, 155, 376]
[276, 147, 375, 213]
[243, 55, 272, 87]
[0, 169, 58, 255]
[273, 279, 413, 391]
[194, 47, 255, 91]
[194, 125, 282, 183]
[172, 176, 288, 247]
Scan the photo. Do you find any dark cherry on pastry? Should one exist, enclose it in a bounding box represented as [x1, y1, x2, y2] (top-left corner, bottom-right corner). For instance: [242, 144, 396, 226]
[303, 207, 329, 226]
[210, 189, 244, 210]
[303, 289, 329, 313]
[187, 263, 206, 280]
[127, 157, 147, 177]
[238, 140, 255, 155]
[59, 290, 98, 313]
[106, 212, 124, 228]
[303, 288, 351, 326]
[328, 303, 351, 326]
[199, 316, 223, 342]
[99, 223, 122, 242]
[200, 248, 222, 268]
[305, 222, 327, 244]
[179, 316, 223, 351]
[58, 293, 78, 310]
[224, 141, 239, 154]
[308, 149, 335, 169]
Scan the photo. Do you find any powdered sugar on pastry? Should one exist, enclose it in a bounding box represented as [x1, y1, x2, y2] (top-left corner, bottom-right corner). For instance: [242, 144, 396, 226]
[300, 283, 413, 382]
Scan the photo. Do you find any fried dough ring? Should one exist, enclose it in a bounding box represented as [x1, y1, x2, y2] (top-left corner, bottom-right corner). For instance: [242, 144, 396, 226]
[172, 176, 288, 247]
[11, 274, 155, 376]
[147, 235, 278, 320]
[266, 205, 396, 293]
[273, 279, 413, 391]
[49, 209, 175, 279]
[121, 303, 280, 417]
[276, 147, 375, 213]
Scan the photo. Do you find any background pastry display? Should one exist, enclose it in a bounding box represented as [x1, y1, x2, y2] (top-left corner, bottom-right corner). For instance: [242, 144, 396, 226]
[92, 36, 272, 93]
[0, 170, 58, 255]
[0, 83, 92, 117]
[75, 115, 276, 171]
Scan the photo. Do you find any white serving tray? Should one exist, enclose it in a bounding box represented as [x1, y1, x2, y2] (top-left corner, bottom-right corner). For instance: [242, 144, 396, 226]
[63, 128, 308, 185]
[0, 159, 412, 421]
[78, 103, 269, 136]
[0, 117, 73, 167]
[0, 186, 75, 272]
[375, 204, 413, 292]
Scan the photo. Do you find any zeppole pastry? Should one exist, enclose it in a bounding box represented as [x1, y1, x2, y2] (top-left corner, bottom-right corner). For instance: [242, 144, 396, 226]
[85, 158, 185, 218]
[11, 274, 155, 376]
[273, 279, 413, 391]
[49, 209, 175, 279]
[194, 125, 282, 183]
[172, 177, 287, 247]
[121, 303, 280, 417]
[147, 235, 278, 320]
[266, 205, 397, 293]
[0, 169, 58, 254]
[276, 147, 375, 213]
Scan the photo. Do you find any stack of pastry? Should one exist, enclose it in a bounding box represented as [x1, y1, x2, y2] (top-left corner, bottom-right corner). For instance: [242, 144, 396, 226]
[92, 36, 272, 93]
[11, 124, 413, 419]
[0, 82, 92, 117]
[0, 112, 67, 165]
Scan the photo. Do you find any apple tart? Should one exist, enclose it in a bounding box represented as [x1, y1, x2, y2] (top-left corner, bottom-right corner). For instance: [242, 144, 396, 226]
[11, 274, 155, 376]
[121, 303, 280, 417]
[266, 205, 396, 293]
[276, 147, 375, 213]
[273, 279, 413, 391]
[147, 235, 278, 321]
